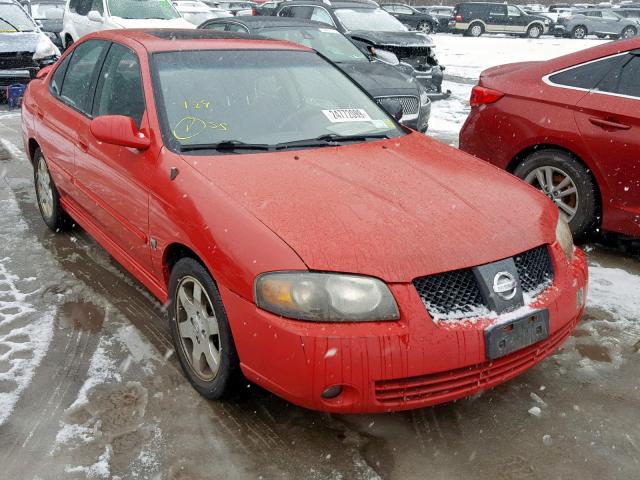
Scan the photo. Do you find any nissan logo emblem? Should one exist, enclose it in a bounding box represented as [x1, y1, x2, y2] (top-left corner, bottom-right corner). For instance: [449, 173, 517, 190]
[493, 271, 517, 300]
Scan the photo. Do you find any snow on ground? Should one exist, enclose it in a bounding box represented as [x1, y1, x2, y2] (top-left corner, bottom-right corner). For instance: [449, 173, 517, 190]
[428, 34, 608, 140]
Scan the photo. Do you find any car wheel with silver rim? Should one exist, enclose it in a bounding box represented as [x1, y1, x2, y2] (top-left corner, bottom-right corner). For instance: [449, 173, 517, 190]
[169, 257, 240, 399]
[514, 149, 598, 240]
[527, 24, 542, 38]
[467, 23, 484, 37]
[34, 148, 71, 231]
[571, 25, 587, 39]
[417, 21, 433, 34]
[621, 26, 637, 39]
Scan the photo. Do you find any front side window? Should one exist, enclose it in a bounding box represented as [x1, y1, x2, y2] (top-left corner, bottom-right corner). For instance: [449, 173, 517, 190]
[334, 8, 407, 32]
[0, 4, 38, 31]
[601, 10, 619, 20]
[507, 5, 521, 16]
[107, 0, 180, 19]
[261, 27, 368, 63]
[93, 43, 145, 127]
[396, 6, 413, 14]
[202, 22, 227, 30]
[59, 40, 109, 112]
[152, 50, 402, 152]
[310, 7, 334, 26]
[548, 54, 627, 90]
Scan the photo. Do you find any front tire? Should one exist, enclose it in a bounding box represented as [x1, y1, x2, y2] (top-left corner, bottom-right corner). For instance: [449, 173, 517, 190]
[513, 149, 598, 240]
[169, 258, 240, 400]
[621, 26, 637, 39]
[527, 24, 542, 38]
[417, 21, 433, 34]
[34, 149, 72, 232]
[571, 25, 587, 39]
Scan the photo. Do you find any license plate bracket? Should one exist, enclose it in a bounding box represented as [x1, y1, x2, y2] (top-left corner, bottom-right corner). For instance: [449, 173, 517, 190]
[484, 310, 549, 360]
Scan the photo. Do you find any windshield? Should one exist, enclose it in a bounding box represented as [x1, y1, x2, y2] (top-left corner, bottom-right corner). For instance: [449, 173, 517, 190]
[261, 27, 368, 64]
[31, 3, 65, 20]
[0, 4, 38, 31]
[107, 0, 180, 19]
[153, 50, 402, 152]
[335, 8, 407, 32]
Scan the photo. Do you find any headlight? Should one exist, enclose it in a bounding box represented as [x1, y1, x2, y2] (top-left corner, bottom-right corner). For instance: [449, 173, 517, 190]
[555, 216, 574, 261]
[33, 34, 60, 61]
[255, 272, 400, 322]
[419, 87, 430, 106]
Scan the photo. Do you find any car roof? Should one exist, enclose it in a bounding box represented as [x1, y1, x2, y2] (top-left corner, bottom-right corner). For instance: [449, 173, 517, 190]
[280, 0, 377, 9]
[212, 16, 337, 29]
[82, 29, 313, 53]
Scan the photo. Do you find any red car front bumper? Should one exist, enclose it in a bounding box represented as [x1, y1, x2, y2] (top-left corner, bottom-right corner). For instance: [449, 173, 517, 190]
[220, 243, 587, 413]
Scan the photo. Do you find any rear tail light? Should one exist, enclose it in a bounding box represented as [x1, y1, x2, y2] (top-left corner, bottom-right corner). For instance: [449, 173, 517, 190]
[455, 14, 462, 21]
[252, 6, 257, 14]
[470, 85, 504, 107]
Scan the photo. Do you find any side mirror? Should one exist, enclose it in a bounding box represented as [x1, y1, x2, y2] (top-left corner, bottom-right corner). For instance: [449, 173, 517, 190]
[378, 98, 403, 121]
[372, 48, 400, 66]
[90, 115, 150, 150]
[87, 10, 103, 22]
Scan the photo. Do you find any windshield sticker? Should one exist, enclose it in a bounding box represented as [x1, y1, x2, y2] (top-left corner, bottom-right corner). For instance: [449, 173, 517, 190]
[322, 109, 372, 123]
[318, 28, 340, 33]
[172, 116, 228, 141]
[371, 119, 387, 129]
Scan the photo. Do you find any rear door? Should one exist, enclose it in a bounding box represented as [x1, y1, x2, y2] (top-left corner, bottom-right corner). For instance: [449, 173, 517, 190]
[487, 4, 508, 33]
[573, 52, 640, 234]
[74, 42, 154, 271]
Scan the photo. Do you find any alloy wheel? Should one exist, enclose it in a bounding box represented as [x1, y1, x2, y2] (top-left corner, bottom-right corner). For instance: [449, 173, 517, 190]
[471, 25, 482, 36]
[36, 156, 54, 220]
[528, 26, 541, 38]
[175, 276, 222, 381]
[418, 21, 432, 34]
[622, 27, 636, 39]
[573, 26, 586, 39]
[524, 166, 579, 222]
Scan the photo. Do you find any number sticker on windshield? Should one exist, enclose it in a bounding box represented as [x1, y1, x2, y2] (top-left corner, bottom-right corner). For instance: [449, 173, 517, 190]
[322, 109, 372, 123]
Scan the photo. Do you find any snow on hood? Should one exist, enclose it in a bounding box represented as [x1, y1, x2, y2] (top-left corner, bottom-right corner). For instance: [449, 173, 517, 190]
[348, 30, 434, 48]
[181, 133, 556, 282]
[110, 17, 194, 29]
[0, 32, 40, 54]
[338, 61, 420, 98]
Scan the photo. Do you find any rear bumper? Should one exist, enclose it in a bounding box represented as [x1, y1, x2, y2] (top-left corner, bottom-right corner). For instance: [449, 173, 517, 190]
[221, 245, 588, 413]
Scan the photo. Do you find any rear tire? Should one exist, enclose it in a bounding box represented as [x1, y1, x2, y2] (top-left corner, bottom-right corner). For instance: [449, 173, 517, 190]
[33, 149, 72, 232]
[169, 258, 240, 400]
[527, 24, 542, 38]
[571, 25, 587, 39]
[513, 149, 598, 241]
[466, 22, 484, 37]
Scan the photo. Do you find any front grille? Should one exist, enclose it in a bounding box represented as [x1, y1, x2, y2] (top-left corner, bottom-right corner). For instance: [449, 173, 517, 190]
[381, 46, 434, 72]
[0, 51, 36, 70]
[514, 246, 554, 297]
[376, 96, 419, 115]
[413, 245, 554, 320]
[413, 268, 488, 320]
[374, 317, 575, 405]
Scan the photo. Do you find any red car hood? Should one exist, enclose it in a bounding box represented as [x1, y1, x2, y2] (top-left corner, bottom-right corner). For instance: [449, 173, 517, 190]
[183, 133, 556, 282]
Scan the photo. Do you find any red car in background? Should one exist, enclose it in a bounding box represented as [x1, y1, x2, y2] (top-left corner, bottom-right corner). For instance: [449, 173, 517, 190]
[22, 29, 587, 413]
[460, 38, 640, 240]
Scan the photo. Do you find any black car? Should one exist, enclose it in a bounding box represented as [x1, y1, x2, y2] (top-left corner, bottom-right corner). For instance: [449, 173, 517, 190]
[449, 2, 552, 37]
[380, 3, 439, 34]
[21, 0, 65, 49]
[274, 0, 449, 99]
[199, 16, 431, 131]
[417, 5, 454, 32]
[0, 0, 59, 89]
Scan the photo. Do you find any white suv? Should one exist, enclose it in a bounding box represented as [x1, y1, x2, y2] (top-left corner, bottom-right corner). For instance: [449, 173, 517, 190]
[61, 0, 194, 48]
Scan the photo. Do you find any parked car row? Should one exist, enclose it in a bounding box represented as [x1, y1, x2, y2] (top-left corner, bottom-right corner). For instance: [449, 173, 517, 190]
[22, 27, 588, 413]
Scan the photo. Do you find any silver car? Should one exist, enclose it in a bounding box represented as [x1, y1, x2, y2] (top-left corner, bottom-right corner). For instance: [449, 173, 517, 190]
[554, 8, 638, 38]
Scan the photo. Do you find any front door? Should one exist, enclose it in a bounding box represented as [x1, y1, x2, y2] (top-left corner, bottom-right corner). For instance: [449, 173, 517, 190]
[74, 42, 153, 271]
[507, 5, 527, 34]
[573, 52, 640, 235]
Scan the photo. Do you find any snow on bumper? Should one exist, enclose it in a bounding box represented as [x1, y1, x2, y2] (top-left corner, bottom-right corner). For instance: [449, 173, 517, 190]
[220, 243, 587, 413]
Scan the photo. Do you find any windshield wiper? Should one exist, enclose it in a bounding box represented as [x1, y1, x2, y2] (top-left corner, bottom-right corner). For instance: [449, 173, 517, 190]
[179, 140, 272, 153]
[275, 133, 390, 150]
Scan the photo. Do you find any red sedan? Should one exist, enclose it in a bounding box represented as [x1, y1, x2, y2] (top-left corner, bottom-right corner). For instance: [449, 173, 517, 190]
[460, 38, 640, 240]
[22, 29, 587, 413]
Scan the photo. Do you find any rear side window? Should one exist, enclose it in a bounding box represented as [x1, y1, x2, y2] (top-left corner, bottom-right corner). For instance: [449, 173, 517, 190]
[49, 55, 71, 97]
[547, 54, 627, 90]
[596, 55, 640, 99]
[59, 40, 109, 113]
[489, 5, 506, 16]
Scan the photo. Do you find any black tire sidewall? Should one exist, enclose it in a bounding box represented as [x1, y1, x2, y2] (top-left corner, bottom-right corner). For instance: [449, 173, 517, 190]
[513, 150, 599, 240]
[34, 149, 69, 231]
[168, 257, 240, 399]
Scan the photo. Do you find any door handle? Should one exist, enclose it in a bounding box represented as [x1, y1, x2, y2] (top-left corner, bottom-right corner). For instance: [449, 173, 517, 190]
[588, 117, 631, 130]
[77, 140, 89, 152]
